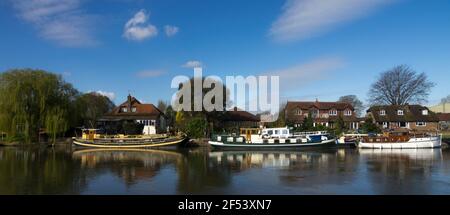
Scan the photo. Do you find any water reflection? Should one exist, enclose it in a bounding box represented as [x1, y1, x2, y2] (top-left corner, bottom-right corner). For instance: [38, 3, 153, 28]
[1, 146, 450, 194]
[0, 146, 87, 194]
[72, 148, 183, 186]
[359, 149, 445, 194]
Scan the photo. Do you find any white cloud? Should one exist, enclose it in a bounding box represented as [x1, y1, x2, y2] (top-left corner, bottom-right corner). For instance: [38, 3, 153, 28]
[263, 57, 344, 91]
[164, 25, 179, 37]
[136, 70, 165, 78]
[182, 60, 203, 68]
[11, 0, 97, 47]
[270, 0, 393, 42]
[123, 9, 158, 41]
[91, 91, 116, 101]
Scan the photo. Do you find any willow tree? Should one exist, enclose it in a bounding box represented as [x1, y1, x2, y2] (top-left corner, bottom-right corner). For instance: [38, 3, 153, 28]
[0, 69, 78, 143]
[73, 92, 115, 128]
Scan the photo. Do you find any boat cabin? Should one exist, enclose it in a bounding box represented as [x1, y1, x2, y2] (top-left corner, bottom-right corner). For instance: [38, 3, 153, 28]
[81, 129, 100, 141]
[261, 127, 292, 139]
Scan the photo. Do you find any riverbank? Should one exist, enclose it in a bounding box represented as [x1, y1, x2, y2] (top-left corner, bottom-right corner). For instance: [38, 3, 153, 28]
[0, 138, 72, 147]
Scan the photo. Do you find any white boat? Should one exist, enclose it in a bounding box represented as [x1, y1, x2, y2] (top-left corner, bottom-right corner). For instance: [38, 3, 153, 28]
[208, 127, 336, 149]
[336, 133, 368, 146]
[358, 132, 442, 149]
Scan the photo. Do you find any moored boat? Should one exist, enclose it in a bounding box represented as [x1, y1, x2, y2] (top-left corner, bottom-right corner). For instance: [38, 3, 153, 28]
[358, 132, 442, 149]
[336, 133, 368, 147]
[72, 129, 187, 148]
[208, 127, 336, 149]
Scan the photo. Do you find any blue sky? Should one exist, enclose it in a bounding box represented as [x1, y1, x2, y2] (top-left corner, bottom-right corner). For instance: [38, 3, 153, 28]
[0, 0, 449, 107]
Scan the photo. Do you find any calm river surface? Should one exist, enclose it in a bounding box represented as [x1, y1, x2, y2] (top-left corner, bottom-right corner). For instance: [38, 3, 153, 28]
[1, 146, 450, 194]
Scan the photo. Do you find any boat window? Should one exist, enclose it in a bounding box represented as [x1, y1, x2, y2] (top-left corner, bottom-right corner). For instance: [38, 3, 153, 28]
[268, 130, 273, 135]
[282, 130, 288, 134]
[275, 130, 279, 135]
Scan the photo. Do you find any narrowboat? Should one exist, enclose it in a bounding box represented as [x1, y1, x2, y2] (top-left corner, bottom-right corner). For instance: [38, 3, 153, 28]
[208, 127, 336, 149]
[72, 129, 187, 148]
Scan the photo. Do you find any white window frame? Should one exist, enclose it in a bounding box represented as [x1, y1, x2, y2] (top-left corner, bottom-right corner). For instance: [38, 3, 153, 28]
[329, 109, 337, 116]
[121, 107, 128, 113]
[380, 110, 386, 116]
[344, 109, 352, 116]
[416, 122, 427, 127]
[397, 110, 404, 116]
[131, 107, 137, 112]
[295, 109, 302, 115]
[422, 110, 428, 115]
[382, 122, 388, 128]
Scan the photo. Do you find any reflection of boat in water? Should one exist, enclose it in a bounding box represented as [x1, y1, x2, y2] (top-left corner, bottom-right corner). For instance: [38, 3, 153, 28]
[208, 150, 337, 168]
[72, 129, 187, 148]
[72, 148, 184, 167]
[358, 148, 442, 161]
[209, 127, 336, 149]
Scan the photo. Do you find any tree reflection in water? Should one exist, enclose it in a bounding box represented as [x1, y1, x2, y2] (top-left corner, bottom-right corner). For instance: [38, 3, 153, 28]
[1, 146, 450, 194]
[0, 146, 87, 194]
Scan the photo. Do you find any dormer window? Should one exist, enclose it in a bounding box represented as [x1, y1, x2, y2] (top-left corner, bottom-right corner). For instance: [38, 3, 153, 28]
[131, 107, 137, 113]
[380, 110, 386, 116]
[329, 109, 337, 116]
[344, 109, 352, 116]
[295, 109, 302, 115]
[397, 110, 404, 116]
[121, 107, 128, 113]
[422, 109, 428, 115]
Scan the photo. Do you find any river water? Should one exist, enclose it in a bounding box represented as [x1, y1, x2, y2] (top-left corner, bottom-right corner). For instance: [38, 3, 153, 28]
[1, 146, 450, 194]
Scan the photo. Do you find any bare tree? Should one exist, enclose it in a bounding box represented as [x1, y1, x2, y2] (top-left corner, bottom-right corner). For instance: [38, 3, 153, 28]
[338, 95, 364, 117]
[368, 65, 435, 105]
[441, 95, 450, 104]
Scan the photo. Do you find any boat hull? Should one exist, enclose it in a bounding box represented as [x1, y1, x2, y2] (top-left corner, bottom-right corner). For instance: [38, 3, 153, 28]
[72, 137, 186, 148]
[208, 139, 337, 150]
[358, 137, 441, 149]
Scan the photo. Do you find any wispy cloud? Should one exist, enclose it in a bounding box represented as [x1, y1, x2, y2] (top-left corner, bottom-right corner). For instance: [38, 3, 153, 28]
[270, 0, 393, 42]
[164, 25, 179, 37]
[263, 57, 345, 91]
[11, 0, 97, 47]
[182, 60, 203, 68]
[123, 9, 158, 41]
[136, 70, 165, 78]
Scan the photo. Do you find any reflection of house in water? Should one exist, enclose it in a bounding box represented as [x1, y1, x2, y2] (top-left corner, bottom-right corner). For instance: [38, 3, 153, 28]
[72, 149, 182, 185]
[359, 149, 442, 194]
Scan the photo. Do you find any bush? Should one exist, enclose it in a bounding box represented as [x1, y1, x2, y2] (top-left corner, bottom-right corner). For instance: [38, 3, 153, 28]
[184, 117, 207, 139]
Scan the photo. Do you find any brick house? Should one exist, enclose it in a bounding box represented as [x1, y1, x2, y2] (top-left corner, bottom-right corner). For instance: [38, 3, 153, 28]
[285, 100, 360, 130]
[99, 94, 166, 134]
[366, 105, 439, 132]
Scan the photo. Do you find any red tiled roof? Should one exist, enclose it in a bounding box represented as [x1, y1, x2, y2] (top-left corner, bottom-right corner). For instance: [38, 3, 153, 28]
[223, 107, 260, 122]
[437, 113, 450, 122]
[103, 95, 163, 118]
[286, 101, 354, 111]
[367, 105, 439, 122]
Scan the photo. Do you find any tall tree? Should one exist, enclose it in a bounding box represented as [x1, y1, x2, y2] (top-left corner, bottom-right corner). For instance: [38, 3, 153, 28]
[0, 69, 78, 143]
[157, 100, 168, 113]
[338, 95, 364, 117]
[73, 92, 115, 128]
[368, 65, 435, 105]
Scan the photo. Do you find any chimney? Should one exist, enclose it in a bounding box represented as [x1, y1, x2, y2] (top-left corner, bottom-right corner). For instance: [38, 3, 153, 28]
[315, 98, 319, 103]
[127, 94, 132, 109]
